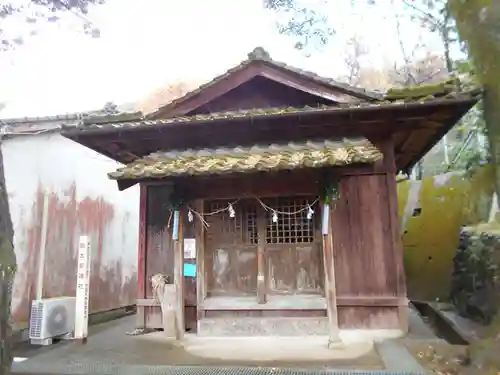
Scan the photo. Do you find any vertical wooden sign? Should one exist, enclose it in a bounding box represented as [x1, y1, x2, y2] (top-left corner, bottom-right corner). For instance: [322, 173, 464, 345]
[74, 235, 91, 342]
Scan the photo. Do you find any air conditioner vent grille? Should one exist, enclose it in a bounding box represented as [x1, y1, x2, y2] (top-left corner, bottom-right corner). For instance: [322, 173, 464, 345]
[29, 302, 44, 339]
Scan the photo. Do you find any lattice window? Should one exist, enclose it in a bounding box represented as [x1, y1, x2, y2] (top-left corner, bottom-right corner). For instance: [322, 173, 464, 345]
[265, 197, 315, 244]
[205, 200, 257, 245]
[246, 208, 258, 245]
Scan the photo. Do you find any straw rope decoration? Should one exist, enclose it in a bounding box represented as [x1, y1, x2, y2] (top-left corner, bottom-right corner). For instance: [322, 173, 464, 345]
[186, 197, 319, 229]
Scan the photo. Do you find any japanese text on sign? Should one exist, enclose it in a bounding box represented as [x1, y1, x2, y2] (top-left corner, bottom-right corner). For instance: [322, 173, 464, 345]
[74, 236, 91, 340]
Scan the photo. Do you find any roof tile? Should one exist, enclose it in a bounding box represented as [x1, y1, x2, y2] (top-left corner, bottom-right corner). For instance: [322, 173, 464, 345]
[108, 138, 382, 180]
[76, 87, 481, 133]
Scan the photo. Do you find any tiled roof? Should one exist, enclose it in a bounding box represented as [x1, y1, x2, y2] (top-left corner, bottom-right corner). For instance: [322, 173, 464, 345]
[108, 138, 382, 180]
[146, 47, 383, 119]
[71, 87, 481, 133]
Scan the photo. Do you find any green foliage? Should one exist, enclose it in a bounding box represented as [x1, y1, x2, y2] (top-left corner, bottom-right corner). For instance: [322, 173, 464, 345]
[450, 230, 499, 323]
[444, 59, 489, 177]
[321, 179, 340, 204]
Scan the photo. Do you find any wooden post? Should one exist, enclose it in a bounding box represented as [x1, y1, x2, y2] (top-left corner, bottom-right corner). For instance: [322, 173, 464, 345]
[257, 211, 266, 304]
[384, 140, 409, 333]
[136, 184, 148, 328]
[194, 200, 206, 332]
[173, 209, 185, 340]
[321, 201, 341, 347]
[386, 172, 409, 333]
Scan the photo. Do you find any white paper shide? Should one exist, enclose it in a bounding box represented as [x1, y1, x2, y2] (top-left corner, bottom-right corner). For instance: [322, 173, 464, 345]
[74, 235, 91, 339]
[183, 238, 196, 259]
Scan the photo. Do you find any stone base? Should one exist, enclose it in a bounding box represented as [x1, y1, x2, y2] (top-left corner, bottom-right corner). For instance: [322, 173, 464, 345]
[198, 317, 329, 336]
[162, 309, 177, 338]
[327, 337, 344, 349]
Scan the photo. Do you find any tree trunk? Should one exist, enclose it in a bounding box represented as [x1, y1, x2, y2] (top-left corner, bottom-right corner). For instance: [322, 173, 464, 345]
[0, 140, 16, 375]
[449, 0, 500, 206]
[449, 1, 500, 370]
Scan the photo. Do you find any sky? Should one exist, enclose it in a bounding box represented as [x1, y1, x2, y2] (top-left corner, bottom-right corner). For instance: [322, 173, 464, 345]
[0, 0, 447, 118]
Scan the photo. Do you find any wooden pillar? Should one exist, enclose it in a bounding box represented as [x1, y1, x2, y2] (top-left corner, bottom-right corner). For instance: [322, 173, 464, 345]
[383, 140, 409, 333]
[321, 201, 341, 347]
[194, 200, 206, 332]
[136, 184, 148, 328]
[256, 211, 267, 304]
[173, 209, 185, 340]
[386, 172, 409, 333]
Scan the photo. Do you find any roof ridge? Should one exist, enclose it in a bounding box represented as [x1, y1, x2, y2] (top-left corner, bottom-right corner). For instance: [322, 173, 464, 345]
[146, 46, 383, 119]
[247, 46, 383, 101]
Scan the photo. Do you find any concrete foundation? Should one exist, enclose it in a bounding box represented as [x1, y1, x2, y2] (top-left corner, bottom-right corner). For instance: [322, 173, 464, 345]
[197, 317, 405, 342]
[198, 317, 330, 336]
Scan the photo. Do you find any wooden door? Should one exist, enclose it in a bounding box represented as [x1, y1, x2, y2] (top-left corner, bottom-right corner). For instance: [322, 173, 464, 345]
[205, 199, 258, 296]
[263, 197, 324, 295]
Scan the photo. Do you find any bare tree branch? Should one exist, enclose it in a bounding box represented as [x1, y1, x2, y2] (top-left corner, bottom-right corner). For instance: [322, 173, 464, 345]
[402, 0, 442, 27]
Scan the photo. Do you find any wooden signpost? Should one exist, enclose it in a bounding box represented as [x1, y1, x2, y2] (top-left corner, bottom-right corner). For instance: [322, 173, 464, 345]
[74, 235, 91, 343]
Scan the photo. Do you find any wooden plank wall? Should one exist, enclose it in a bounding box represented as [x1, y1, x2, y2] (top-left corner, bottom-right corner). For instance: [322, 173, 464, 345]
[331, 139, 407, 331]
[142, 185, 175, 328]
[137, 139, 407, 332]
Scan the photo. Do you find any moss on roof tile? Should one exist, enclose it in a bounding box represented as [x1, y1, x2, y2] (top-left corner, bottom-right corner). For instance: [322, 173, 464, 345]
[78, 86, 480, 132]
[108, 138, 382, 181]
[384, 78, 460, 100]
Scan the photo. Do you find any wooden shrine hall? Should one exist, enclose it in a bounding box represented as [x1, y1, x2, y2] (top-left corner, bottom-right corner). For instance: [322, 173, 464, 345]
[63, 47, 480, 342]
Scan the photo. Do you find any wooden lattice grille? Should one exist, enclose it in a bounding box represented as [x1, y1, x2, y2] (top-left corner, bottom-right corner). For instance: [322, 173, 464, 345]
[205, 200, 257, 245]
[264, 197, 316, 244]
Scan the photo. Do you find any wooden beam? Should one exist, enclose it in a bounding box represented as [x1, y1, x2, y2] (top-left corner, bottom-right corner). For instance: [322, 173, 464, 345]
[257, 208, 267, 304]
[337, 296, 408, 307]
[150, 63, 262, 119]
[136, 184, 148, 328]
[259, 70, 353, 103]
[194, 199, 206, 330]
[321, 202, 341, 347]
[136, 298, 159, 307]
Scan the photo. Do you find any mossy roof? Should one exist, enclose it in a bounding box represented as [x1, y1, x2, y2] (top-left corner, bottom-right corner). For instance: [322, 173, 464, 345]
[108, 138, 382, 180]
[69, 77, 481, 132]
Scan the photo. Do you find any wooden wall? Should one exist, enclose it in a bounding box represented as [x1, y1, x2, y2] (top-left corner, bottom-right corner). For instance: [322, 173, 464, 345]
[136, 140, 408, 332]
[137, 184, 197, 330]
[202, 197, 324, 299]
[331, 155, 407, 330]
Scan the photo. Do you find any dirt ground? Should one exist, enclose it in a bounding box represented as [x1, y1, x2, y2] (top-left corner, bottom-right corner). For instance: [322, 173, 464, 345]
[110, 340, 384, 369]
[405, 341, 499, 375]
[13, 317, 385, 371]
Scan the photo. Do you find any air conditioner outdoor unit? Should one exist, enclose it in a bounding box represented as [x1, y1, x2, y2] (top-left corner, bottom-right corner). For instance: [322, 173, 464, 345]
[29, 297, 76, 346]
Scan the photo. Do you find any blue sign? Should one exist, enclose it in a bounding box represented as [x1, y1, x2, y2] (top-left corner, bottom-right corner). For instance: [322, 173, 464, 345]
[183, 263, 196, 277]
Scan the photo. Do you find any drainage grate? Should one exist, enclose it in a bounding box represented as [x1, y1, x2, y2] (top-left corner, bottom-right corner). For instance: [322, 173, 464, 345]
[12, 362, 426, 375]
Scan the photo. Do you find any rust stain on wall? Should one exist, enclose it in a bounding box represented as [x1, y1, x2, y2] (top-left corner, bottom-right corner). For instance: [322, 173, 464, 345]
[13, 183, 137, 324]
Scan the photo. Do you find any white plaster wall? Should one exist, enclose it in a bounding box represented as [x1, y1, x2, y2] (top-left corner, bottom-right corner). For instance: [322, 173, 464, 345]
[2, 133, 139, 325]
